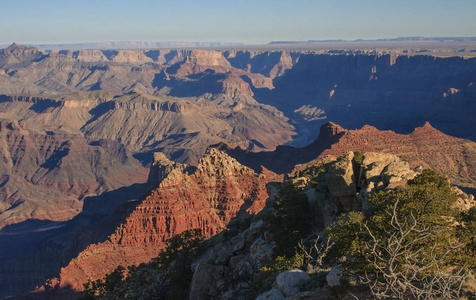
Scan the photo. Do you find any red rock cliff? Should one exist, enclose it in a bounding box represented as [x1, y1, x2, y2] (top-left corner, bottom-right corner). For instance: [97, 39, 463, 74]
[56, 147, 279, 291]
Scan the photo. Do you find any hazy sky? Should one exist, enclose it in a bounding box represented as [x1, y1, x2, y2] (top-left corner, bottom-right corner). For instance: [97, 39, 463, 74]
[1, 0, 475, 45]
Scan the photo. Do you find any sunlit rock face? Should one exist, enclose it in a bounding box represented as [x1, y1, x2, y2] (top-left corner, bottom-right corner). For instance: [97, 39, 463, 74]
[56, 147, 279, 291]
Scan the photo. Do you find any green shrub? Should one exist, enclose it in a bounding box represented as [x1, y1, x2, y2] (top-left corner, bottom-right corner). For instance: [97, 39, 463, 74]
[457, 206, 476, 265]
[83, 229, 205, 299]
[353, 151, 363, 165]
[153, 229, 205, 299]
[264, 185, 313, 257]
[327, 170, 471, 299]
[260, 253, 304, 274]
[81, 265, 125, 298]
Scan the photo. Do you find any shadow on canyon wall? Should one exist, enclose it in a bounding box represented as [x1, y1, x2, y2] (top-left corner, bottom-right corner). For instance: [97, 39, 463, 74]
[0, 182, 149, 298]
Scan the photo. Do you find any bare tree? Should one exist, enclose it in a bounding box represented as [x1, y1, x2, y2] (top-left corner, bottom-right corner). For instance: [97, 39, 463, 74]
[298, 235, 334, 273]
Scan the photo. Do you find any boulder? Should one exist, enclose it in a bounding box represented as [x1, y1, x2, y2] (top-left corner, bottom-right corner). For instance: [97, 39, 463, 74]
[360, 152, 418, 193]
[276, 269, 310, 297]
[362, 152, 400, 183]
[326, 264, 342, 287]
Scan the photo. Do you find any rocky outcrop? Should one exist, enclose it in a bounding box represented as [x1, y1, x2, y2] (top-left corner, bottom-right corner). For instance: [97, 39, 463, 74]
[183, 151, 423, 300]
[301, 151, 419, 225]
[0, 43, 45, 68]
[174, 49, 232, 76]
[225, 50, 298, 78]
[68, 50, 108, 62]
[362, 152, 416, 191]
[55, 147, 280, 291]
[312, 122, 476, 190]
[188, 217, 276, 299]
[146, 152, 190, 190]
[325, 151, 356, 197]
[220, 73, 254, 98]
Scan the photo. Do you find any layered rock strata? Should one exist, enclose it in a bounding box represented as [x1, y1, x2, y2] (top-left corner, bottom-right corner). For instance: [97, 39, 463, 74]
[55, 147, 280, 291]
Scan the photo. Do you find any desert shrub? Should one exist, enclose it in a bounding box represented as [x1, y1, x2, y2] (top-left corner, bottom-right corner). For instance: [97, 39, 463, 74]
[260, 253, 304, 274]
[298, 235, 334, 274]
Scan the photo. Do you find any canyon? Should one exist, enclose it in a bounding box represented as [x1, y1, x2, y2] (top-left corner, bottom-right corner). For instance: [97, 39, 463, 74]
[4, 121, 475, 298]
[49, 122, 476, 292]
[0, 42, 475, 298]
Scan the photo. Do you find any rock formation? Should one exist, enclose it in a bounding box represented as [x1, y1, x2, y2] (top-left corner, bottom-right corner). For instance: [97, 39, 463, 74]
[28, 148, 475, 299]
[311, 122, 476, 190]
[54, 147, 280, 291]
[175, 49, 232, 76]
[183, 151, 461, 299]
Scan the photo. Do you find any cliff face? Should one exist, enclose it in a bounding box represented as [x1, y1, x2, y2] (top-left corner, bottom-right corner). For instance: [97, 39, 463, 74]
[0, 88, 293, 230]
[260, 53, 476, 144]
[2, 44, 475, 144]
[225, 50, 298, 78]
[55, 147, 280, 291]
[79, 92, 294, 164]
[174, 49, 232, 76]
[213, 121, 476, 193]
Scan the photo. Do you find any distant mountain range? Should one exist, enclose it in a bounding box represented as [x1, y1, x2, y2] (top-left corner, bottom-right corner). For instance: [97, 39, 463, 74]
[2, 37, 476, 51]
[269, 36, 476, 44]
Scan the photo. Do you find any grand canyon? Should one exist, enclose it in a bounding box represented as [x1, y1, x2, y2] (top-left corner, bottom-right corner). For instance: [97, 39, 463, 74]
[0, 41, 476, 299]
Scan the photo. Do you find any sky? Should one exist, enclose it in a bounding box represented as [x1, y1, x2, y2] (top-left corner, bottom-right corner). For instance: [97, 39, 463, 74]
[1, 0, 475, 45]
